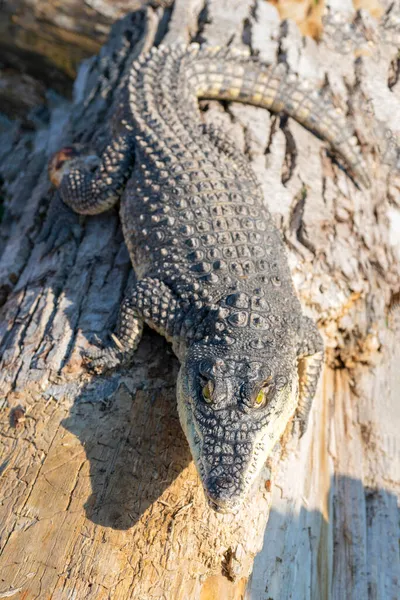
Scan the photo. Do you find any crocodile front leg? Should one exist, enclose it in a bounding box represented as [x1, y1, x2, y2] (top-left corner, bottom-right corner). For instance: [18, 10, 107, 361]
[295, 317, 324, 436]
[85, 277, 184, 372]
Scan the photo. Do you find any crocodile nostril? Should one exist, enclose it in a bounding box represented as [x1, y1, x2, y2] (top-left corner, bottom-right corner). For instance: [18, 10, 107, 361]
[207, 474, 237, 495]
[214, 475, 235, 489]
[204, 473, 242, 512]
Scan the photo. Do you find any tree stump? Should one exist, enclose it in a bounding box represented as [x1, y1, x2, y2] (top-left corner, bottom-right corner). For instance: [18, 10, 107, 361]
[0, 1, 399, 599]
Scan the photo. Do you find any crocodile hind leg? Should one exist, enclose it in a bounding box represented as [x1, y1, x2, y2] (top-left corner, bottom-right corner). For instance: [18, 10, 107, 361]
[85, 277, 183, 372]
[49, 90, 135, 216]
[49, 133, 135, 216]
[200, 123, 259, 184]
[295, 317, 324, 436]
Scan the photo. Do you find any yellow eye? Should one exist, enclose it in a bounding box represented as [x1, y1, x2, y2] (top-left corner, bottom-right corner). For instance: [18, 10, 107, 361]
[254, 377, 273, 408]
[202, 381, 214, 403]
[255, 390, 265, 406]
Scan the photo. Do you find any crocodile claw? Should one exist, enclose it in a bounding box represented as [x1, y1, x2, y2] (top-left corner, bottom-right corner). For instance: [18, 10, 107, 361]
[82, 345, 124, 373]
[82, 336, 136, 373]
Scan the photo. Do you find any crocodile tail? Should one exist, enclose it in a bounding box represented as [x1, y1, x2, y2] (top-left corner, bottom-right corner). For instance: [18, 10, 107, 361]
[184, 45, 370, 188]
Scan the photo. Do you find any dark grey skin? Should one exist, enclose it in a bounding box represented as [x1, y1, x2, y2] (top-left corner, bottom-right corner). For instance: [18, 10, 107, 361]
[50, 43, 370, 513]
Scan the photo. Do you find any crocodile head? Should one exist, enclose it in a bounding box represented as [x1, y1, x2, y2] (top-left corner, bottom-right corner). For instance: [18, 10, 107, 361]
[177, 339, 298, 513]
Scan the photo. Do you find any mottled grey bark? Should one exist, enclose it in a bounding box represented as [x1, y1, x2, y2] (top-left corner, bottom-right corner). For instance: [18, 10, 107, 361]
[0, 1, 399, 599]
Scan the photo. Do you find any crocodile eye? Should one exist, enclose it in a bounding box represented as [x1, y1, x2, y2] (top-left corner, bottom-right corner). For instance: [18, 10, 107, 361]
[254, 377, 273, 408]
[202, 381, 214, 403]
[255, 389, 266, 407]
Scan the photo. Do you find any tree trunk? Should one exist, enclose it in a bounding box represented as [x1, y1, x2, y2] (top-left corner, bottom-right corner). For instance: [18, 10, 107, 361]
[0, 1, 399, 599]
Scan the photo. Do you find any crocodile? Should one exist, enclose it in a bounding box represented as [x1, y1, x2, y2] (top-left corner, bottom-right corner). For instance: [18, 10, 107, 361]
[49, 44, 368, 513]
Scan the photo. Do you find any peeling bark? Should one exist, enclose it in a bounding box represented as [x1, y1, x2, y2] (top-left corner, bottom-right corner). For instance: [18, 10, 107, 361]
[0, 1, 399, 599]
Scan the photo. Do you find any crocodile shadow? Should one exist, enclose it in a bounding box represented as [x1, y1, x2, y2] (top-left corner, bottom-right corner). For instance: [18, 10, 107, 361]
[61, 327, 192, 530]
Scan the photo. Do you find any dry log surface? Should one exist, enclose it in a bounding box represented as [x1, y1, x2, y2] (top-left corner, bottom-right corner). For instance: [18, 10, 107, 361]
[0, 1, 399, 599]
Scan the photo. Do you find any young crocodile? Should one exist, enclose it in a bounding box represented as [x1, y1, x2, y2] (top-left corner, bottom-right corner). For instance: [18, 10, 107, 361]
[50, 44, 368, 513]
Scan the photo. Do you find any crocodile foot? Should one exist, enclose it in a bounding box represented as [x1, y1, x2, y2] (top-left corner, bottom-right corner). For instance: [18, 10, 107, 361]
[82, 334, 136, 373]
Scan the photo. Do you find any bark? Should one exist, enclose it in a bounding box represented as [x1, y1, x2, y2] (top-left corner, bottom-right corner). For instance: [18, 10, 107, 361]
[0, 1, 399, 599]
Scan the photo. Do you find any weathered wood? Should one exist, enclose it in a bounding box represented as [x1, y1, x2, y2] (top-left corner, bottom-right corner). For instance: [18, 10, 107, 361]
[0, 0, 399, 599]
